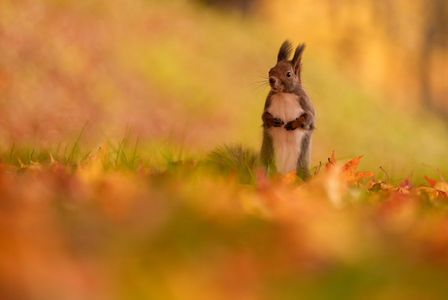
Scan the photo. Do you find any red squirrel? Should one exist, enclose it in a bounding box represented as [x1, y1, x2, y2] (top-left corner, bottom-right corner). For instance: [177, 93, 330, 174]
[260, 40, 315, 179]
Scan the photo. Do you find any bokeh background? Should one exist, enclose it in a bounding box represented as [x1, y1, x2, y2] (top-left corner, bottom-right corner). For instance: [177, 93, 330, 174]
[1, 0, 447, 177]
[3, 1, 448, 300]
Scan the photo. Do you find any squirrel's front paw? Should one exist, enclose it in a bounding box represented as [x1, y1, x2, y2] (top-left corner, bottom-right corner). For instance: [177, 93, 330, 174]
[272, 118, 284, 127]
[262, 112, 284, 128]
[284, 120, 298, 131]
[285, 113, 314, 131]
[297, 112, 314, 130]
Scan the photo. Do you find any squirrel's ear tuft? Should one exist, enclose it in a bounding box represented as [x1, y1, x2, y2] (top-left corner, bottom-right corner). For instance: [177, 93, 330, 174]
[277, 40, 292, 62]
[292, 43, 306, 74]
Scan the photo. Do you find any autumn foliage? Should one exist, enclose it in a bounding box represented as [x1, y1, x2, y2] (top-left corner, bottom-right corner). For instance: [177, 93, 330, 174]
[2, 1, 448, 299]
[2, 150, 448, 300]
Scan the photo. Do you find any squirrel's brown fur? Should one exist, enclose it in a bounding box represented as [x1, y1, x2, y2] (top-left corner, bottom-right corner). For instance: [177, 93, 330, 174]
[260, 40, 315, 179]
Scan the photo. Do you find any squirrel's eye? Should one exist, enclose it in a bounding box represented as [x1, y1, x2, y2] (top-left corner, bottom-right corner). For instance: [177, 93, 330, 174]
[286, 72, 292, 77]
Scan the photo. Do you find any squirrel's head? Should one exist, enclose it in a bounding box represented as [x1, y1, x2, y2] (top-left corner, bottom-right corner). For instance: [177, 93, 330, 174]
[268, 40, 305, 93]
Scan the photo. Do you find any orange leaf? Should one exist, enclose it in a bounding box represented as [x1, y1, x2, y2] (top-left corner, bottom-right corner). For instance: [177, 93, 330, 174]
[424, 176, 448, 194]
[342, 156, 363, 174]
[425, 176, 437, 187]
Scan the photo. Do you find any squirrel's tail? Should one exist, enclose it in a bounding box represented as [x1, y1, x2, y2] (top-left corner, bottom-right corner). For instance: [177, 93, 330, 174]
[204, 145, 258, 184]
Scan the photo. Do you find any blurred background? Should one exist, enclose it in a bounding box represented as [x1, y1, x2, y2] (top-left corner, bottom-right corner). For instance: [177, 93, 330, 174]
[3, 2, 448, 300]
[1, 0, 447, 177]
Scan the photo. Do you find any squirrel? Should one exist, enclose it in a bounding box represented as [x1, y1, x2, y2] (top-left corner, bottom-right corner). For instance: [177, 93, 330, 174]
[260, 40, 315, 180]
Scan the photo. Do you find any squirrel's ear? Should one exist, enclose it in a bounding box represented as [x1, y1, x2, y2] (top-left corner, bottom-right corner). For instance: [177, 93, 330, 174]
[292, 43, 306, 75]
[277, 40, 292, 62]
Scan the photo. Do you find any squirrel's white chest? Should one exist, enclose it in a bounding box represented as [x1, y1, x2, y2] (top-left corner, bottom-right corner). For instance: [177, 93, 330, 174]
[267, 93, 303, 123]
[267, 93, 305, 174]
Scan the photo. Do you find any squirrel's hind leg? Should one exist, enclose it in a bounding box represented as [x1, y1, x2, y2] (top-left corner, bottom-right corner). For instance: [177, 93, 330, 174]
[297, 132, 312, 180]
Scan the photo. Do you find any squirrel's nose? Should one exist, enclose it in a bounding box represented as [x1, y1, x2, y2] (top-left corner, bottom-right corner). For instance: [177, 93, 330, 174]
[269, 77, 276, 85]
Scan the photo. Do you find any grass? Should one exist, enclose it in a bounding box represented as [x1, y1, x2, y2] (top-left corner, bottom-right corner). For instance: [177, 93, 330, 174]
[2, 142, 448, 299]
[205, 145, 259, 183]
